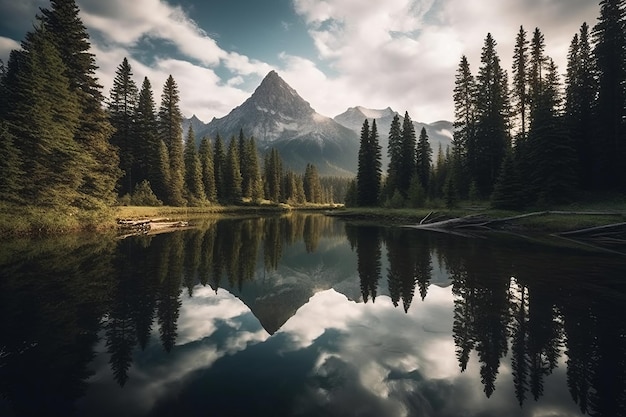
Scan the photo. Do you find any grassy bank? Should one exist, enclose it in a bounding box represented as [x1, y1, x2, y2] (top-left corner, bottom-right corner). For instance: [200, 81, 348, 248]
[328, 204, 626, 234]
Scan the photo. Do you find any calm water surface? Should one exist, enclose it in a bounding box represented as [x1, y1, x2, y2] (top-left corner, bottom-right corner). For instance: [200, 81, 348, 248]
[0, 213, 625, 417]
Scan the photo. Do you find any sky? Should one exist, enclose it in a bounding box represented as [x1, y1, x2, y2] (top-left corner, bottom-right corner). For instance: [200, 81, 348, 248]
[0, 0, 600, 123]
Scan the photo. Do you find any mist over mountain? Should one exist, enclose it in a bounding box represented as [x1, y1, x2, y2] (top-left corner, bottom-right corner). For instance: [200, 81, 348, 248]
[333, 106, 453, 169]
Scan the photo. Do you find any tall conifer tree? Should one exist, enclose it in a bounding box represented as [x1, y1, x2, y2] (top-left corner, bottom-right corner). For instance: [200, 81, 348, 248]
[213, 134, 226, 201]
[40, 0, 120, 208]
[416, 127, 432, 190]
[199, 136, 217, 202]
[158, 75, 185, 206]
[223, 137, 243, 203]
[512, 26, 530, 141]
[399, 112, 417, 197]
[385, 114, 403, 197]
[135, 77, 161, 191]
[592, 0, 626, 189]
[183, 126, 205, 204]
[109, 57, 138, 196]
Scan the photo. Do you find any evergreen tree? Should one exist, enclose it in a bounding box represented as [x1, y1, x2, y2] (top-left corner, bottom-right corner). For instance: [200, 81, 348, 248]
[565, 23, 596, 190]
[474, 33, 510, 196]
[529, 28, 548, 113]
[303, 163, 323, 203]
[213, 134, 226, 201]
[399, 112, 417, 197]
[135, 77, 161, 192]
[198, 136, 217, 202]
[416, 127, 432, 190]
[356, 119, 382, 206]
[155, 139, 171, 202]
[244, 137, 263, 202]
[512, 26, 530, 141]
[264, 148, 283, 203]
[109, 57, 138, 196]
[592, 0, 626, 190]
[183, 126, 205, 204]
[223, 136, 243, 203]
[5, 26, 82, 207]
[528, 59, 577, 203]
[386, 113, 403, 197]
[491, 150, 525, 209]
[40, 0, 120, 209]
[452, 55, 477, 196]
[158, 75, 185, 206]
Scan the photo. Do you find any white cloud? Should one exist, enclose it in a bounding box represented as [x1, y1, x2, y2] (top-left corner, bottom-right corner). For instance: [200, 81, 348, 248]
[0, 36, 20, 62]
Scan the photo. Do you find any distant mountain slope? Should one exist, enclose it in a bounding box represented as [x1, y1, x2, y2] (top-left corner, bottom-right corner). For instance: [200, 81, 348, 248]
[334, 107, 453, 169]
[190, 71, 360, 176]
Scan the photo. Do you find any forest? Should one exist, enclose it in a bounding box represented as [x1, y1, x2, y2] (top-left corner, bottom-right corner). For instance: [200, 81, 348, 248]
[0, 0, 344, 220]
[353, 0, 626, 210]
[1, 0, 624, 226]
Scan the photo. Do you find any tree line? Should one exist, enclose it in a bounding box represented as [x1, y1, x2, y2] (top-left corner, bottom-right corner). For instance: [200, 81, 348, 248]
[353, 0, 626, 209]
[0, 0, 347, 211]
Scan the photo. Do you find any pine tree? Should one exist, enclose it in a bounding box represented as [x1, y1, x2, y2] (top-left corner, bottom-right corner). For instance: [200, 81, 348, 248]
[386, 113, 403, 197]
[512, 26, 530, 141]
[109, 57, 138, 196]
[155, 139, 171, 202]
[356, 119, 382, 206]
[223, 136, 243, 203]
[528, 59, 577, 203]
[244, 137, 263, 202]
[158, 75, 185, 206]
[474, 33, 510, 196]
[213, 134, 226, 201]
[304, 163, 323, 203]
[40, 0, 120, 208]
[416, 127, 432, 190]
[135, 77, 161, 191]
[183, 126, 205, 204]
[452, 55, 477, 196]
[199, 136, 217, 202]
[592, 0, 626, 190]
[5, 26, 83, 207]
[491, 150, 525, 209]
[399, 112, 417, 197]
[264, 148, 283, 203]
[565, 23, 596, 190]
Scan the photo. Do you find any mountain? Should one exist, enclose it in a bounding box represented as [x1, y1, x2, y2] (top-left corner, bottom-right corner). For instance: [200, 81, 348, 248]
[192, 71, 360, 176]
[333, 106, 453, 169]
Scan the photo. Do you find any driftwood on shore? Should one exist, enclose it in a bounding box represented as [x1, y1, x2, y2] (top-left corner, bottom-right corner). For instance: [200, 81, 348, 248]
[117, 218, 190, 238]
[405, 211, 626, 252]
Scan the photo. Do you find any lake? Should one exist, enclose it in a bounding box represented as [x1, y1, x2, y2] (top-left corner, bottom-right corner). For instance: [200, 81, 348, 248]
[1, 213, 625, 417]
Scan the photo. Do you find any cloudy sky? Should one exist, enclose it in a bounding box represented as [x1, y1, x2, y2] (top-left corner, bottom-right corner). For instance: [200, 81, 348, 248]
[0, 0, 600, 123]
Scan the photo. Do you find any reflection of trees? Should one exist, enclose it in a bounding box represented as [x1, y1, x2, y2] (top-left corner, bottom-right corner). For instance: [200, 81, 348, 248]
[0, 236, 116, 415]
[157, 232, 184, 353]
[346, 225, 382, 303]
[383, 229, 433, 312]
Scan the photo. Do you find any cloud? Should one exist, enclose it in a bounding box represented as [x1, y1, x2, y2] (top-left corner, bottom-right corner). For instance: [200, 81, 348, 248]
[0, 36, 21, 62]
[289, 0, 599, 122]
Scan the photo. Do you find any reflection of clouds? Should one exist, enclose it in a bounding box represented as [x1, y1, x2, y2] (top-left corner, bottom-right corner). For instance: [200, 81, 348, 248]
[80, 287, 268, 416]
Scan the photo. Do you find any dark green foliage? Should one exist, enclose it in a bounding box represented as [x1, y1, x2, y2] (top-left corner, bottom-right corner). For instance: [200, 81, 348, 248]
[283, 171, 306, 204]
[512, 26, 530, 141]
[491, 151, 525, 209]
[243, 137, 263, 201]
[592, 0, 626, 190]
[135, 77, 164, 196]
[452, 55, 476, 197]
[158, 75, 185, 206]
[399, 112, 417, 196]
[108, 57, 138, 196]
[183, 126, 205, 204]
[565, 24, 596, 190]
[213, 134, 226, 201]
[5, 26, 82, 207]
[131, 180, 162, 206]
[199, 136, 217, 202]
[222, 137, 243, 204]
[40, 0, 120, 209]
[264, 148, 283, 203]
[386, 114, 403, 197]
[416, 127, 432, 190]
[356, 119, 382, 206]
[407, 175, 426, 208]
[344, 179, 357, 207]
[303, 163, 323, 203]
[474, 33, 511, 197]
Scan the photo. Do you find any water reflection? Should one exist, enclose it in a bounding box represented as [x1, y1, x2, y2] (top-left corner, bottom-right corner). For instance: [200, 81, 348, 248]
[0, 214, 625, 417]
